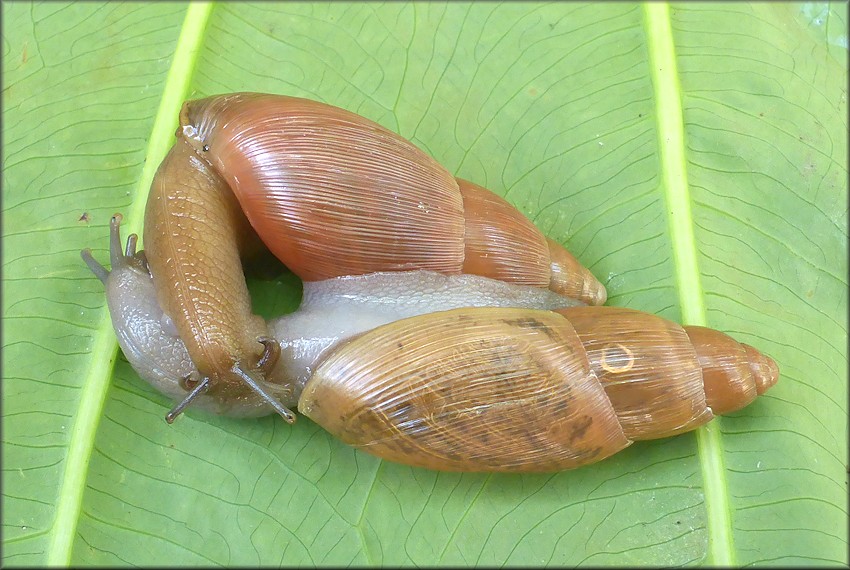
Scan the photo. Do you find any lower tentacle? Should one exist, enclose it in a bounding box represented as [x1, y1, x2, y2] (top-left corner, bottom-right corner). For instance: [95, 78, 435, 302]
[230, 364, 296, 423]
[166, 376, 211, 424]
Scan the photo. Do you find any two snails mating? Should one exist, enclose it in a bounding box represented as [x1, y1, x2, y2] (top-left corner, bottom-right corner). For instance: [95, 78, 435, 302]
[82, 93, 779, 472]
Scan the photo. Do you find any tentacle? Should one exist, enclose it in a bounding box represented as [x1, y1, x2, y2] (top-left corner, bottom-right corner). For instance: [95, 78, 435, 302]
[108, 214, 125, 269]
[80, 249, 109, 283]
[166, 376, 211, 424]
[230, 365, 296, 424]
[124, 232, 138, 258]
[256, 336, 281, 376]
[81, 214, 138, 283]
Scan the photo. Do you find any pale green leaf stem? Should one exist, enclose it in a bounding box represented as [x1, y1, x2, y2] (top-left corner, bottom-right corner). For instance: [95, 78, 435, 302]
[45, 3, 214, 564]
[644, 3, 734, 566]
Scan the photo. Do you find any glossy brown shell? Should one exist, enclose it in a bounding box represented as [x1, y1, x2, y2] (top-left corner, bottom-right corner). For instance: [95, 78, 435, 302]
[298, 306, 779, 472]
[141, 93, 607, 397]
[458, 178, 604, 304]
[299, 307, 629, 472]
[179, 93, 606, 304]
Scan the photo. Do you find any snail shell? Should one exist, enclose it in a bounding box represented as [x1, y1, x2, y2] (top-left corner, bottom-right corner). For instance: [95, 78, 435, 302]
[143, 92, 606, 406]
[178, 93, 604, 301]
[299, 306, 779, 472]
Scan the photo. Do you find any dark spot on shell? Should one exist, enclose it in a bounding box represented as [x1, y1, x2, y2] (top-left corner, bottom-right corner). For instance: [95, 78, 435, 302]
[397, 341, 404, 349]
[505, 317, 543, 329]
[386, 434, 422, 456]
[439, 449, 464, 462]
[584, 446, 603, 460]
[568, 415, 593, 444]
[390, 401, 413, 419]
[503, 317, 560, 342]
[202, 144, 210, 152]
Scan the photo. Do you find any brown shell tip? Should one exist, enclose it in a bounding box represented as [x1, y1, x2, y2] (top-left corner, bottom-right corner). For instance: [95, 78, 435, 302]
[545, 239, 607, 305]
[585, 277, 607, 306]
[744, 344, 779, 394]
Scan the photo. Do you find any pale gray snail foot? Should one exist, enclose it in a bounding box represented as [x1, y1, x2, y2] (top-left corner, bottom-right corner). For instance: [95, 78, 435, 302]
[82, 213, 303, 422]
[82, 214, 199, 408]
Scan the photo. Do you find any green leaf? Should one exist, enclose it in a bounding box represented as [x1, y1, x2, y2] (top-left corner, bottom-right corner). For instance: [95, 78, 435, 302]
[2, 1, 846, 566]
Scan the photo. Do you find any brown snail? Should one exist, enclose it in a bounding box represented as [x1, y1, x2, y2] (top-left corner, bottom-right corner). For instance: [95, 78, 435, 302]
[142, 92, 607, 420]
[82, 215, 582, 419]
[82, 216, 778, 472]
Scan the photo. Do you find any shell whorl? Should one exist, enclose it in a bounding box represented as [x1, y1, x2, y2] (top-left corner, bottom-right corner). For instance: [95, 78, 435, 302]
[299, 306, 779, 472]
[177, 93, 606, 304]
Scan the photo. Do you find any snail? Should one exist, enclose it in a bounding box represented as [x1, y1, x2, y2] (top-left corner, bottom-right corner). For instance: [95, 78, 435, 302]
[82, 215, 779, 472]
[142, 92, 608, 421]
[82, 215, 582, 419]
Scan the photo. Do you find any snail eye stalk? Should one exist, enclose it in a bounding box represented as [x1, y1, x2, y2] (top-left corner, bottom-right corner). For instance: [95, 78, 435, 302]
[165, 376, 211, 424]
[231, 365, 296, 424]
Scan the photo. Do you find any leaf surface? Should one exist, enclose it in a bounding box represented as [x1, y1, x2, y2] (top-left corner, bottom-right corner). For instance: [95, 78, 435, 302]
[2, 2, 847, 566]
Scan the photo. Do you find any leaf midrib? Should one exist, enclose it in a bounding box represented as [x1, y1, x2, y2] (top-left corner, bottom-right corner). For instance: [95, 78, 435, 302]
[643, 2, 734, 566]
[45, 2, 215, 565]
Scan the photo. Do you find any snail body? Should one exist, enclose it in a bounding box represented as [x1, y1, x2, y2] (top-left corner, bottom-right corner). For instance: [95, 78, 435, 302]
[82, 217, 778, 471]
[82, 216, 199, 407]
[144, 93, 607, 413]
[84, 216, 580, 417]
